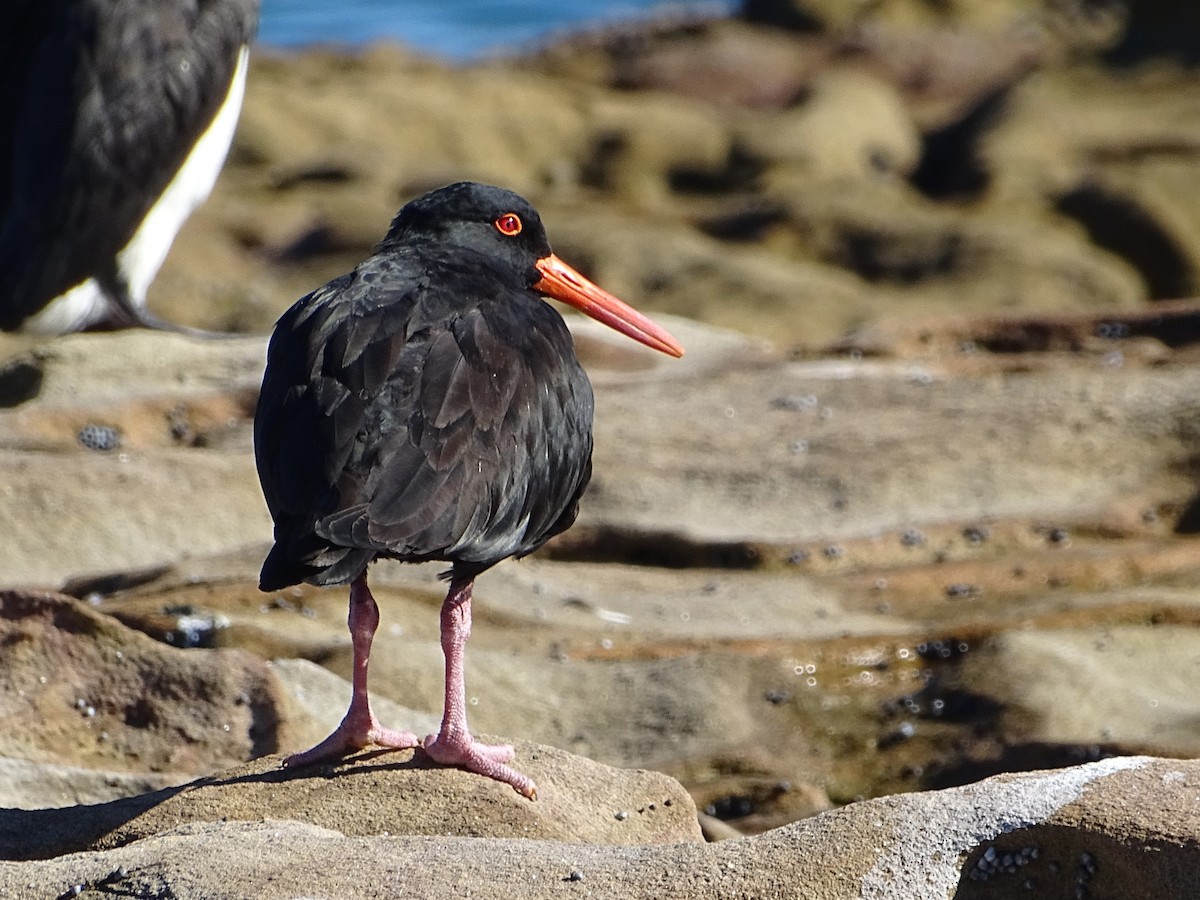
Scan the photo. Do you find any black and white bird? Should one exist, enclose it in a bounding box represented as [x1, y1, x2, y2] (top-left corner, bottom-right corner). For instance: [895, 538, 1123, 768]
[0, 0, 259, 334]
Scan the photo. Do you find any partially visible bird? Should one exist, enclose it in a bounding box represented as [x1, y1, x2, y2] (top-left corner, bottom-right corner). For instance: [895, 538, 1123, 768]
[255, 181, 683, 797]
[0, 0, 259, 334]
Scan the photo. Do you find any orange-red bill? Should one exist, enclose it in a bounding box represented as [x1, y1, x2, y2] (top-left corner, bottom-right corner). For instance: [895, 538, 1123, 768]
[534, 254, 684, 358]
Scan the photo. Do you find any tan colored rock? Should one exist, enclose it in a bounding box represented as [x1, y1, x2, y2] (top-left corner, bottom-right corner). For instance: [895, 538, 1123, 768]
[0, 331, 269, 587]
[547, 207, 873, 346]
[585, 349, 1200, 543]
[762, 179, 1146, 320]
[581, 95, 733, 206]
[0, 591, 299, 779]
[0, 742, 701, 861]
[270, 658, 441, 747]
[134, 32, 1200, 347]
[739, 68, 921, 180]
[7, 25, 1200, 890]
[952, 625, 1200, 756]
[0, 757, 181, 810]
[2, 757, 1197, 899]
[984, 66, 1200, 204]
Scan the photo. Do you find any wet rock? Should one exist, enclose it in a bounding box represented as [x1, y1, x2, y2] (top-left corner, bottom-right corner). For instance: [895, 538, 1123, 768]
[951, 625, 1200, 756]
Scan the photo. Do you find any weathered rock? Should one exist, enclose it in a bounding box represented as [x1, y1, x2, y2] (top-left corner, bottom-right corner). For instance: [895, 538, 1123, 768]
[0, 331, 268, 588]
[0, 757, 1196, 899]
[0, 757, 181, 811]
[0, 741, 701, 861]
[951, 624, 1200, 756]
[532, 19, 835, 108]
[0, 591, 301, 780]
[6, 307, 1200, 825]
[0, 320, 757, 587]
[984, 66, 1200, 300]
[737, 68, 921, 180]
[144, 21, 1200, 346]
[548, 208, 873, 346]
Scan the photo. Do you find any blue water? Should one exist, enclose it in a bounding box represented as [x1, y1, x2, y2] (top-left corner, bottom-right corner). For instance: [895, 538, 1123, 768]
[259, 0, 737, 60]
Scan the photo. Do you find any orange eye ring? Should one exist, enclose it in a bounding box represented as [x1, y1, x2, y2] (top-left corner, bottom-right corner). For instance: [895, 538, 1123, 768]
[494, 213, 523, 236]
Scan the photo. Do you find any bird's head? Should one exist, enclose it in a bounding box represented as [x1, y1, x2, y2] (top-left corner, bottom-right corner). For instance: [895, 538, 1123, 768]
[384, 182, 683, 358]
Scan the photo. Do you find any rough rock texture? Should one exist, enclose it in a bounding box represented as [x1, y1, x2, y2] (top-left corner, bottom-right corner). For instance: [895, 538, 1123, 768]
[1, 757, 1197, 898]
[0, 591, 299, 777]
[1, 740, 701, 862]
[136, 11, 1200, 347]
[3, 310, 1200, 891]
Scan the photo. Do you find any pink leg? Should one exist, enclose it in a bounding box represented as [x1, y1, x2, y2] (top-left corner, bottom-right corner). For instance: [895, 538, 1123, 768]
[422, 576, 537, 798]
[284, 574, 418, 768]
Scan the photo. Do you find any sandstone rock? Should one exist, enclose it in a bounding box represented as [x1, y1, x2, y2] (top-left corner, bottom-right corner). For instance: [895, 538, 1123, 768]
[0, 757, 181, 811]
[4, 15, 1200, 897]
[0, 332, 269, 588]
[761, 179, 1146, 319]
[584, 346, 1200, 543]
[579, 95, 733, 207]
[1, 757, 1196, 899]
[738, 68, 921, 180]
[136, 25, 1200, 349]
[548, 208, 872, 347]
[0, 741, 701, 861]
[951, 624, 1200, 756]
[0, 590, 299, 782]
[983, 63, 1200, 301]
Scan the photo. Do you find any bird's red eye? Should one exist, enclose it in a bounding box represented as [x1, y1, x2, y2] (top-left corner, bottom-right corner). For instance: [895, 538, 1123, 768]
[494, 213, 522, 236]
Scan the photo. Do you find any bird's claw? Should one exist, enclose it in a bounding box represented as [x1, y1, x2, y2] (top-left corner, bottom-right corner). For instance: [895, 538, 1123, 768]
[284, 718, 419, 768]
[423, 732, 537, 799]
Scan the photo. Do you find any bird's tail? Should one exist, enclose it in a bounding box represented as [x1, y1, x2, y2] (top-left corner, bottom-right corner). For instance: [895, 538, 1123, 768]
[258, 538, 372, 593]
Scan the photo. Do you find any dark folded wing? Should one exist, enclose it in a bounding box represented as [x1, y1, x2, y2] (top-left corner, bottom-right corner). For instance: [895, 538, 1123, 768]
[256, 264, 594, 588]
[319, 293, 595, 568]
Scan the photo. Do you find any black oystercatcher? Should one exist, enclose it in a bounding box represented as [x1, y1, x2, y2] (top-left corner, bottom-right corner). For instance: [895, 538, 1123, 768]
[0, 0, 259, 333]
[255, 182, 683, 797]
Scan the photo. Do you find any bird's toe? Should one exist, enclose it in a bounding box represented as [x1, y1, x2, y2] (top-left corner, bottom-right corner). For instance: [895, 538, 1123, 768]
[422, 732, 535, 797]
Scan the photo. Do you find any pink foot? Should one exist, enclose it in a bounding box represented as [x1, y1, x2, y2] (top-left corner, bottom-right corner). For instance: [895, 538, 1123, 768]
[284, 574, 418, 769]
[425, 575, 538, 798]
[285, 710, 418, 768]
[423, 730, 537, 799]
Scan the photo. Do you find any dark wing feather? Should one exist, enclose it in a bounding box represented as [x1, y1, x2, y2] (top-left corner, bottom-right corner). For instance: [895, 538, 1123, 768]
[255, 272, 377, 588]
[0, 0, 259, 329]
[255, 252, 595, 590]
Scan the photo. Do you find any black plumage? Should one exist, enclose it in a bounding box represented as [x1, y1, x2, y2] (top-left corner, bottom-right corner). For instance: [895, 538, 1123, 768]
[256, 192, 593, 590]
[254, 182, 682, 797]
[0, 0, 259, 332]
